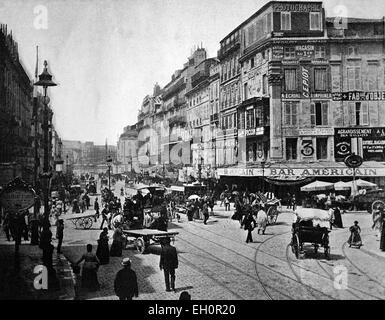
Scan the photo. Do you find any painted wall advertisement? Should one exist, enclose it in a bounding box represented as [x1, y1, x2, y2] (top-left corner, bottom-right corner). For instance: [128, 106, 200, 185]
[334, 127, 385, 161]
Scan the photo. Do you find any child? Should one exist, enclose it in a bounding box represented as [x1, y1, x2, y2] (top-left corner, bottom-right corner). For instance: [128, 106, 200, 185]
[348, 220, 362, 248]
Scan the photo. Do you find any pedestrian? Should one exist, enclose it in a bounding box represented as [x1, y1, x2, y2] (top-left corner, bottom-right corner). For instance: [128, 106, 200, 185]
[286, 193, 291, 209]
[39, 222, 54, 270]
[208, 196, 214, 215]
[333, 207, 343, 228]
[94, 197, 100, 222]
[114, 258, 139, 300]
[224, 196, 230, 211]
[291, 195, 297, 211]
[244, 212, 256, 243]
[72, 199, 80, 213]
[96, 227, 110, 264]
[100, 204, 110, 230]
[379, 208, 385, 251]
[256, 205, 268, 235]
[203, 202, 209, 225]
[159, 237, 178, 292]
[56, 219, 64, 254]
[372, 209, 383, 239]
[328, 207, 335, 230]
[76, 244, 100, 291]
[348, 221, 362, 248]
[220, 191, 225, 207]
[110, 226, 124, 257]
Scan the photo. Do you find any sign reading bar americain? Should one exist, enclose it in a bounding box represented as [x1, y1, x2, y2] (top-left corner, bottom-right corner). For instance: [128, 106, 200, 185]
[217, 167, 384, 177]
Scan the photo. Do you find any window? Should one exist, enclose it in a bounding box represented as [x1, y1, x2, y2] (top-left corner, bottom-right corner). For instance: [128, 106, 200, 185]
[368, 65, 378, 90]
[314, 68, 327, 91]
[348, 46, 358, 56]
[255, 107, 262, 127]
[266, 12, 272, 33]
[315, 46, 326, 59]
[244, 83, 248, 100]
[311, 102, 329, 126]
[284, 69, 297, 91]
[284, 101, 298, 125]
[349, 102, 369, 126]
[281, 12, 291, 30]
[246, 109, 254, 129]
[262, 74, 268, 95]
[284, 47, 296, 59]
[316, 138, 328, 160]
[286, 138, 297, 160]
[250, 57, 254, 68]
[239, 111, 245, 129]
[347, 67, 361, 90]
[310, 12, 321, 30]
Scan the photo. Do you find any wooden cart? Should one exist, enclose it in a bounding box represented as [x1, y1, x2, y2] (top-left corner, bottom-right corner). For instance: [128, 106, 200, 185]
[122, 229, 179, 254]
[65, 212, 95, 230]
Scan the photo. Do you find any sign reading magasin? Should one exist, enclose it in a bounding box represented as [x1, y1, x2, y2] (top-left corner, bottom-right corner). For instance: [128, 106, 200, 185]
[0, 177, 35, 213]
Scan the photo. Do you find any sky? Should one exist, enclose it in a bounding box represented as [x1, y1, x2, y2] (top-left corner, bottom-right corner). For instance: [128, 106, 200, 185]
[1, 0, 385, 145]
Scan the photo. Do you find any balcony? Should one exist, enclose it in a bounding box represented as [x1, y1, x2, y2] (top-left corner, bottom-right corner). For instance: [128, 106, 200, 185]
[191, 70, 209, 88]
[168, 115, 187, 127]
[163, 77, 186, 100]
[217, 39, 240, 60]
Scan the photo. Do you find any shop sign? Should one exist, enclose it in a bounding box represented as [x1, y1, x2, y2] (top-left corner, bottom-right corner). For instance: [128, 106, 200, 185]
[217, 167, 383, 177]
[301, 139, 314, 157]
[295, 45, 314, 58]
[344, 154, 363, 168]
[299, 128, 334, 136]
[246, 129, 255, 136]
[332, 91, 385, 101]
[238, 129, 245, 137]
[273, 3, 322, 12]
[302, 66, 310, 98]
[363, 140, 385, 160]
[272, 46, 284, 59]
[335, 128, 385, 139]
[0, 177, 36, 213]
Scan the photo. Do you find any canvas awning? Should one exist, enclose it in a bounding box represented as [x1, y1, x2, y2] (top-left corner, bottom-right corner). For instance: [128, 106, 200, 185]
[300, 180, 334, 192]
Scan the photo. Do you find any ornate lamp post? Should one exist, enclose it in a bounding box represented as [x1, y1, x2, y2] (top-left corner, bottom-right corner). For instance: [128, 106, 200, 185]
[107, 155, 112, 195]
[34, 60, 57, 225]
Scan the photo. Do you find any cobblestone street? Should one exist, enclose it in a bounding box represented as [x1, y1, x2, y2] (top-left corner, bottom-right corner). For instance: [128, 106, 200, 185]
[55, 193, 385, 300]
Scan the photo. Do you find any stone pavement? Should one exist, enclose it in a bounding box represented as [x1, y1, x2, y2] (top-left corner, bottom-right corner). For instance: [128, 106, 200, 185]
[0, 233, 75, 300]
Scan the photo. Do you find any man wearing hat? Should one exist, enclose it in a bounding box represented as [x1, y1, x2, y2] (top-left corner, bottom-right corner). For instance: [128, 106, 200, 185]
[159, 237, 178, 292]
[114, 258, 139, 300]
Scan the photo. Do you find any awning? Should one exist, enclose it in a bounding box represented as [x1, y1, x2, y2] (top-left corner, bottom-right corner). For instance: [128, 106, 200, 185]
[301, 180, 335, 192]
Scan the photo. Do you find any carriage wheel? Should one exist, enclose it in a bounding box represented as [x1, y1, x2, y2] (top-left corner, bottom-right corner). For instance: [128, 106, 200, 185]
[76, 219, 84, 229]
[292, 234, 300, 259]
[267, 206, 278, 225]
[83, 217, 93, 230]
[135, 237, 147, 254]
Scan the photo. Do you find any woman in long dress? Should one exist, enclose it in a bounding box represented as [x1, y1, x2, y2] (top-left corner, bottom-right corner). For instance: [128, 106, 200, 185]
[333, 207, 343, 228]
[372, 209, 383, 240]
[256, 205, 268, 235]
[76, 244, 100, 291]
[110, 226, 124, 257]
[348, 221, 362, 247]
[96, 228, 110, 264]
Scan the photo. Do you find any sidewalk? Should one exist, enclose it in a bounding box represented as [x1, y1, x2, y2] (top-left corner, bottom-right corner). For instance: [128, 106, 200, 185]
[0, 233, 75, 300]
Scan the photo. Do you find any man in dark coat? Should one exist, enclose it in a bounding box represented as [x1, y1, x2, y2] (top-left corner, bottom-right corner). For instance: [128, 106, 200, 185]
[114, 258, 139, 300]
[159, 237, 178, 292]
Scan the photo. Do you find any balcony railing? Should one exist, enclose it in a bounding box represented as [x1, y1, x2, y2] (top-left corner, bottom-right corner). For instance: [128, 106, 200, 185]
[217, 39, 240, 60]
[210, 113, 219, 123]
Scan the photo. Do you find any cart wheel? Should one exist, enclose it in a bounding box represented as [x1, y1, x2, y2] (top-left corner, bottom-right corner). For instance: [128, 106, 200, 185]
[135, 237, 146, 254]
[76, 219, 85, 229]
[324, 247, 330, 260]
[83, 218, 93, 230]
[292, 234, 300, 259]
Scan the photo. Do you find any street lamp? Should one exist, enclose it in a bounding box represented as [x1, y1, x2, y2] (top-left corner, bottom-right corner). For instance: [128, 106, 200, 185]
[34, 60, 57, 225]
[261, 160, 266, 194]
[107, 155, 112, 195]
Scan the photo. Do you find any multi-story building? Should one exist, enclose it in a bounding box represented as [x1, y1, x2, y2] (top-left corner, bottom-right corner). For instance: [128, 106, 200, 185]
[117, 124, 138, 173]
[217, 27, 242, 167]
[0, 24, 34, 184]
[186, 58, 218, 173]
[217, 0, 385, 196]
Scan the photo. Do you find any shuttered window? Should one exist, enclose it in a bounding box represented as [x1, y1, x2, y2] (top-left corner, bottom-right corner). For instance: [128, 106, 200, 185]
[314, 68, 327, 91]
[347, 67, 361, 90]
[284, 69, 297, 91]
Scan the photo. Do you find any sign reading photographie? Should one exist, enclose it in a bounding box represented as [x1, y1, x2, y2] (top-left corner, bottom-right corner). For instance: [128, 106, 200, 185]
[273, 3, 322, 12]
[0, 177, 36, 213]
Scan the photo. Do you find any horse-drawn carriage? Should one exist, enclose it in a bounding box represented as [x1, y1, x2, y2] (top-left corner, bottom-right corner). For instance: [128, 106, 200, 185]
[290, 210, 331, 259]
[253, 192, 281, 225]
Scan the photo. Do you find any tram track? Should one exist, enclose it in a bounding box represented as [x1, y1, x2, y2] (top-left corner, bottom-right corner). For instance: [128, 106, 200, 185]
[184, 218, 382, 300]
[178, 226, 335, 300]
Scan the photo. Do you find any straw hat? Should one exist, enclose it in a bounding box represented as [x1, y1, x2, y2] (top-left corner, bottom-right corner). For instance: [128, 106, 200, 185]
[121, 257, 131, 266]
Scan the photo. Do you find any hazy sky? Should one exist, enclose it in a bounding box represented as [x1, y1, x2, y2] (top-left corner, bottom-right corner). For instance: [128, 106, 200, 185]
[1, 0, 385, 145]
